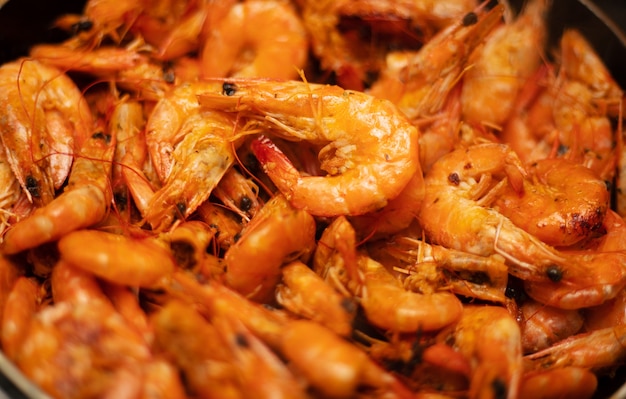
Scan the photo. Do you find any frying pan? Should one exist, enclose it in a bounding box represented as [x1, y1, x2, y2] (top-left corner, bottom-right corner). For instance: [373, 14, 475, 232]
[0, 0, 625, 398]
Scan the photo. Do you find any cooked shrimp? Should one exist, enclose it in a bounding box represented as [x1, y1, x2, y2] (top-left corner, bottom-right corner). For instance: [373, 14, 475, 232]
[195, 201, 246, 252]
[1, 277, 45, 362]
[224, 194, 316, 302]
[519, 367, 597, 399]
[212, 166, 262, 222]
[197, 79, 420, 216]
[437, 305, 523, 399]
[518, 299, 584, 354]
[0, 147, 21, 238]
[276, 260, 356, 337]
[316, 216, 463, 333]
[200, 0, 308, 80]
[370, 234, 509, 303]
[523, 324, 626, 372]
[418, 142, 626, 308]
[62, 0, 142, 44]
[369, 4, 504, 122]
[460, 0, 548, 128]
[58, 229, 175, 287]
[0, 58, 93, 206]
[1, 117, 116, 255]
[299, 0, 479, 90]
[492, 158, 609, 247]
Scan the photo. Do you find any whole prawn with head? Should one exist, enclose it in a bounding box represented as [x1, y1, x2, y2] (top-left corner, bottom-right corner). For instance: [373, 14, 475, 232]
[197, 79, 420, 217]
[418, 142, 626, 309]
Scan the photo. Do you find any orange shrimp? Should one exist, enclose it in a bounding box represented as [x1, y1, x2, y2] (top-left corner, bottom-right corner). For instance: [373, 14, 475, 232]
[316, 216, 463, 333]
[0, 58, 93, 206]
[519, 367, 597, 399]
[369, 3, 504, 122]
[370, 234, 509, 303]
[437, 305, 523, 399]
[224, 194, 316, 302]
[517, 299, 584, 354]
[276, 260, 356, 337]
[492, 157, 610, 247]
[197, 79, 420, 216]
[418, 142, 626, 308]
[460, 0, 548, 128]
[523, 323, 626, 372]
[0, 148, 20, 239]
[57, 229, 175, 288]
[1, 113, 116, 255]
[200, 0, 308, 80]
[212, 166, 263, 222]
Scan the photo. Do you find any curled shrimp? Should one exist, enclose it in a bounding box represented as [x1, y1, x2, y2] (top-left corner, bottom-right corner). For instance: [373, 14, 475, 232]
[418, 142, 626, 308]
[200, 0, 308, 80]
[0, 59, 93, 206]
[197, 79, 420, 216]
[492, 157, 610, 247]
[1, 115, 116, 255]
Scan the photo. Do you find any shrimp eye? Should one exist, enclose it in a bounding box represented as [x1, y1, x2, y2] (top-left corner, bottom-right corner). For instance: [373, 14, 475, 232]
[223, 82, 237, 96]
[239, 196, 253, 212]
[91, 131, 111, 144]
[71, 18, 94, 34]
[176, 202, 187, 216]
[235, 333, 249, 348]
[25, 175, 40, 198]
[448, 172, 460, 185]
[546, 266, 563, 282]
[462, 12, 478, 26]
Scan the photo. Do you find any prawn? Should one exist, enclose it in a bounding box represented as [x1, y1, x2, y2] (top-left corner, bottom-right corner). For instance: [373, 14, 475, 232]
[0, 59, 93, 206]
[418, 142, 626, 308]
[57, 229, 175, 288]
[368, 3, 504, 122]
[517, 299, 584, 354]
[212, 166, 263, 223]
[316, 216, 463, 333]
[437, 305, 523, 399]
[369, 234, 509, 303]
[460, 0, 548, 128]
[200, 0, 308, 80]
[1, 114, 116, 255]
[197, 79, 420, 216]
[223, 194, 317, 303]
[523, 323, 626, 372]
[276, 260, 356, 337]
[519, 367, 597, 399]
[492, 157, 609, 247]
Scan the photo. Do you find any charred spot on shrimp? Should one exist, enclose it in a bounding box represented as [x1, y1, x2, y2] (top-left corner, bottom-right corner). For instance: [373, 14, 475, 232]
[546, 265, 563, 282]
[222, 82, 237, 96]
[462, 12, 478, 27]
[25, 175, 40, 198]
[91, 131, 111, 144]
[448, 173, 460, 186]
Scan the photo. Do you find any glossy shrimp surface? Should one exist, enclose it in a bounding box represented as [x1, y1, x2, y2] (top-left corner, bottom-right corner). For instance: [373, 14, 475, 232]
[198, 79, 420, 216]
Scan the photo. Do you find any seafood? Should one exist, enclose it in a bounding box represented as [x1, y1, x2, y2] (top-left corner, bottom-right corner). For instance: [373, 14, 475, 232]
[418, 142, 626, 308]
[223, 194, 316, 302]
[519, 367, 597, 399]
[1, 114, 116, 255]
[0, 58, 92, 206]
[276, 260, 356, 337]
[197, 79, 420, 216]
[200, 0, 308, 80]
[369, 3, 504, 122]
[460, 0, 548, 128]
[437, 305, 523, 399]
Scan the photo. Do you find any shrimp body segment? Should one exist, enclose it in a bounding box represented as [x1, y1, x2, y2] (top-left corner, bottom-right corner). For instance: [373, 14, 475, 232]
[198, 80, 420, 216]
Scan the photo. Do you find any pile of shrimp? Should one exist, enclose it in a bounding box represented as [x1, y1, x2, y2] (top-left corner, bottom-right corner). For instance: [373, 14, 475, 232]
[1, 0, 626, 397]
